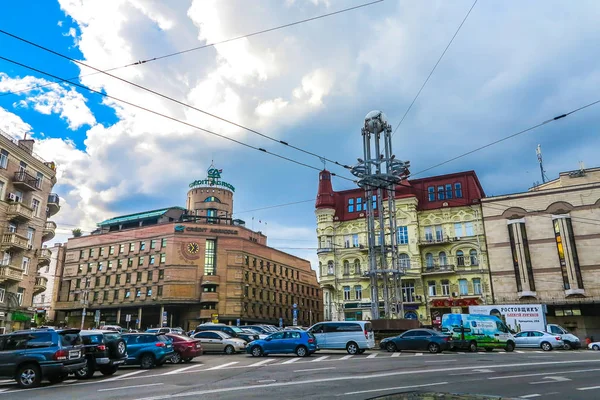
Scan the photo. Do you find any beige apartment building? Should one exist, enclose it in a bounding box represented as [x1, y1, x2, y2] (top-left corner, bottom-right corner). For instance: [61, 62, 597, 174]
[0, 130, 59, 333]
[482, 166, 600, 338]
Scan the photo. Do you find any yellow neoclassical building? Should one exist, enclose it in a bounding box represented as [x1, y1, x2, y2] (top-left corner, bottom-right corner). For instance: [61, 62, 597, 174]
[315, 169, 493, 327]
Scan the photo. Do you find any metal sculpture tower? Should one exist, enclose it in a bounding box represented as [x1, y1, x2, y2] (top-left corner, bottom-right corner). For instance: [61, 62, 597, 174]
[350, 111, 410, 320]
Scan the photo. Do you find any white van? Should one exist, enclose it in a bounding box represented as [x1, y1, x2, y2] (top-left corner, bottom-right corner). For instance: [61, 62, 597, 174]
[307, 321, 375, 354]
[547, 324, 582, 350]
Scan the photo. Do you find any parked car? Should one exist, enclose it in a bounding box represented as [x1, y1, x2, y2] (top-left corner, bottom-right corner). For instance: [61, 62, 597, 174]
[307, 321, 375, 355]
[381, 329, 453, 354]
[147, 327, 185, 335]
[194, 323, 259, 343]
[247, 330, 317, 357]
[284, 326, 307, 331]
[0, 328, 86, 388]
[546, 324, 581, 350]
[242, 328, 268, 340]
[514, 331, 564, 351]
[243, 325, 272, 335]
[588, 341, 600, 351]
[165, 333, 203, 363]
[74, 330, 127, 379]
[99, 325, 124, 333]
[192, 330, 246, 354]
[121, 333, 174, 368]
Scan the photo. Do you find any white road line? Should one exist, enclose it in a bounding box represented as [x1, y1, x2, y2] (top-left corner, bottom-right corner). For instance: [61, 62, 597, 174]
[162, 364, 203, 375]
[294, 367, 336, 373]
[534, 351, 545, 354]
[577, 386, 600, 391]
[339, 355, 354, 360]
[341, 381, 449, 396]
[457, 352, 466, 354]
[281, 358, 301, 364]
[425, 359, 457, 363]
[391, 352, 401, 357]
[516, 351, 525, 353]
[0, 388, 10, 393]
[207, 361, 238, 370]
[104, 370, 146, 382]
[248, 359, 276, 367]
[64, 379, 77, 383]
[99, 383, 163, 392]
[415, 353, 423, 356]
[519, 394, 541, 398]
[488, 367, 600, 380]
[311, 356, 329, 362]
[366, 353, 377, 358]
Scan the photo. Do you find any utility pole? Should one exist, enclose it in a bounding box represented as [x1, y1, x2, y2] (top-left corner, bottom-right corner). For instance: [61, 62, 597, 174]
[536, 144, 548, 184]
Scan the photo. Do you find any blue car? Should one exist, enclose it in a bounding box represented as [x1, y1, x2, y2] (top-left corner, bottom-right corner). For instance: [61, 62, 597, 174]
[121, 333, 174, 368]
[246, 330, 318, 357]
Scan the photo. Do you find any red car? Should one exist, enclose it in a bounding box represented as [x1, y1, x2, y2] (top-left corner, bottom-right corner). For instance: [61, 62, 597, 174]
[166, 334, 203, 363]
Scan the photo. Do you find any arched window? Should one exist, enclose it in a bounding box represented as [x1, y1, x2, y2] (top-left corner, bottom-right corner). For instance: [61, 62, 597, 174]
[399, 254, 410, 269]
[327, 261, 334, 275]
[439, 251, 447, 266]
[354, 259, 361, 275]
[425, 253, 434, 268]
[470, 249, 479, 266]
[456, 250, 465, 266]
[204, 196, 221, 203]
[343, 260, 350, 275]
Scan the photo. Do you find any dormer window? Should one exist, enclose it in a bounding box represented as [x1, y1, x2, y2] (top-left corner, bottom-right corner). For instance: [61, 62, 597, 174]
[428, 187, 435, 201]
[454, 183, 463, 198]
[356, 197, 363, 212]
[348, 198, 354, 212]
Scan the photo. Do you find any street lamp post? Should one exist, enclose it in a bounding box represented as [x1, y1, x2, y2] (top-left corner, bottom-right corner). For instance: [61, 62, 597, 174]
[79, 276, 90, 330]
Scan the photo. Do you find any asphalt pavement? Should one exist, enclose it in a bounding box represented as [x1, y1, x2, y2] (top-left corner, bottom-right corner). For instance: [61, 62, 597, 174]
[2, 349, 600, 399]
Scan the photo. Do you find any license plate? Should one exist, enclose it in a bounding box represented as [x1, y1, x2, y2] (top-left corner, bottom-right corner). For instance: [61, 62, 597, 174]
[114, 360, 124, 365]
[196, 344, 201, 348]
[69, 350, 80, 359]
[166, 345, 172, 348]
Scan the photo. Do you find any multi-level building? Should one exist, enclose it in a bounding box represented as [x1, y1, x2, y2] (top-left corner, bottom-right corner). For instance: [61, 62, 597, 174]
[32, 243, 65, 324]
[482, 166, 600, 338]
[54, 166, 322, 330]
[315, 169, 492, 327]
[0, 131, 59, 333]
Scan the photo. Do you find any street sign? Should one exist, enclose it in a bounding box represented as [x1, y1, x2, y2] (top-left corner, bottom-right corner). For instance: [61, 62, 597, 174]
[293, 309, 298, 318]
[211, 313, 219, 324]
[162, 311, 168, 326]
[292, 318, 298, 326]
[125, 314, 131, 322]
[236, 318, 240, 327]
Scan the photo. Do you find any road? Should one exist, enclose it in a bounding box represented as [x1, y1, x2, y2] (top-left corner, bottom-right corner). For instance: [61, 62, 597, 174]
[1, 349, 600, 399]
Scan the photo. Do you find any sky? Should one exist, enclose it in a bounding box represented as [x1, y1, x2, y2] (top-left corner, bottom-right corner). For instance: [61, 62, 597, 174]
[1, 0, 599, 271]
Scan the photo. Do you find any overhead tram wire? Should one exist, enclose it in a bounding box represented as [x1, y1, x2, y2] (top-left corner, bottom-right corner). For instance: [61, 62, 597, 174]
[392, 0, 478, 137]
[0, 54, 355, 184]
[0, 0, 384, 98]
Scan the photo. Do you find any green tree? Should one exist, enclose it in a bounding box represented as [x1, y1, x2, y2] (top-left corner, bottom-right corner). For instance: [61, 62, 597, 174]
[72, 228, 82, 237]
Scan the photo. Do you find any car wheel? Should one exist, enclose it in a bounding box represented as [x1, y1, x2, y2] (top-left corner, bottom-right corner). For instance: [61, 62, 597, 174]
[468, 341, 478, 352]
[16, 364, 41, 389]
[47, 374, 68, 384]
[75, 358, 95, 379]
[505, 342, 515, 352]
[296, 345, 308, 357]
[251, 346, 263, 357]
[224, 345, 235, 355]
[541, 341, 552, 351]
[140, 354, 155, 369]
[428, 343, 441, 354]
[99, 366, 119, 376]
[346, 342, 359, 355]
[385, 342, 397, 353]
[563, 342, 572, 350]
[170, 352, 182, 364]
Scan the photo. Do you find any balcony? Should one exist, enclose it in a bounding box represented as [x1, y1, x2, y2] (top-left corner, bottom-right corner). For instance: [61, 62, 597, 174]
[7, 202, 35, 223]
[42, 221, 56, 242]
[33, 276, 48, 295]
[199, 309, 217, 319]
[200, 274, 220, 286]
[38, 248, 52, 267]
[13, 171, 40, 191]
[419, 235, 456, 246]
[317, 247, 334, 254]
[47, 194, 60, 217]
[200, 292, 219, 303]
[1, 232, 30, 251]
[422, 263, 456, 275]
[0, 264, 24, 283]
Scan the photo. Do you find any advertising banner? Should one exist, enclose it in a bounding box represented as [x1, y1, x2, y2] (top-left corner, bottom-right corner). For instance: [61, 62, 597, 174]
[469, 304, 546, 333]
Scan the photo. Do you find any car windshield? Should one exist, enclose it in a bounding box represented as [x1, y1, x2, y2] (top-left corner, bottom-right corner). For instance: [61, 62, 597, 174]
[146, 329, 159, 333]
[243, 329, 259, 334]
[230, 327, 244, 333]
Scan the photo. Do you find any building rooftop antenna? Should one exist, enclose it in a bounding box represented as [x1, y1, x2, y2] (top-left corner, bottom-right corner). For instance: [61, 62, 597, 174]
[536, 144, 549, 184]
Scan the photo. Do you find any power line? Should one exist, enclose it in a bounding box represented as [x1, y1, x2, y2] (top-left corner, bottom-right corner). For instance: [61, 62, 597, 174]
[392, 0, 477, 137]
[408, 98, 600, 178]
[0, 0, 384, 98]
[0, 54, 356, 183]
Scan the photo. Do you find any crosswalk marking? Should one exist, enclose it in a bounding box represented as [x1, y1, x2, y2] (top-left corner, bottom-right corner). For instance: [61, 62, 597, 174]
[162, 363, 203, 375]
[311, 356, 329, 362]
[415, 353, 424, 356]
[207, 361, 238, 370]
[391, 352, 401, 357]
[367, 353, 378, 359]
[516, 351, 525, 353]
[340, 355, 354, 360]
[248, 358, 276, 367]
[104, 370, 145, 382]
[282, 358, 301, 364]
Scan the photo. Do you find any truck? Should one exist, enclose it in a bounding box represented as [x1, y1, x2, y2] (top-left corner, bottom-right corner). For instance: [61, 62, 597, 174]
[468, 304, 581, 349]
[441, 313, 515, 352]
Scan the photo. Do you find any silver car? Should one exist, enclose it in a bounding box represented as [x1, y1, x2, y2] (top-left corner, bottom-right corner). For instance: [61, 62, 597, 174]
[514, 330, 564, 351]
[192, 330, 246, 354]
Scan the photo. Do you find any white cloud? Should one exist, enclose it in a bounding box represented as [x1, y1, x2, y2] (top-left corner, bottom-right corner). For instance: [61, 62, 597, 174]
[0, 106, 33, 139]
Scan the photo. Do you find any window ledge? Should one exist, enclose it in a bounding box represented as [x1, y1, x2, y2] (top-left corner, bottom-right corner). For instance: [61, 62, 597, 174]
[518, 291, 537, 298]
[565, 288, 585, 297]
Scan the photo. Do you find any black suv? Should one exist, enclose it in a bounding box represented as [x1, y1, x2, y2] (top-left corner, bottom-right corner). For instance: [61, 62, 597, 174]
[74, 330, 127, 379]
[194, 324, 259, 343]
[0, 328, 86, 388]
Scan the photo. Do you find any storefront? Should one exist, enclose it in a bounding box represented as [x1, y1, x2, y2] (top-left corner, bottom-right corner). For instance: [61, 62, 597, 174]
[10, 311, 32, 331]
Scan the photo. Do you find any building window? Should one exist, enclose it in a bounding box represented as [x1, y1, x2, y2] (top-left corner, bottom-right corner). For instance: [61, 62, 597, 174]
[354, 259, 361, 275]
[424, 226, 433, 242]
[21, 257, 30, 274]
[161, 238, 167, 248]
[343, 260, 350, 275]
[136, 272, 142, 282]
[454, 223, 463, 238]
[372, 195, 377, 210]
[469, 249, 478, 266]
[157, 286, 163, 296]
[160, 253, 166, 263]
[114, 289, 119, 300]
[99, 247, 105, 257]
[397, 226, 409, 244]
[26, 227, 35, 246]
[108, 245, 114, 255]
[36, 172, 43, 189]
[126, 273, 131, 283]
[454, 183, 463, 198]
[136, 288, 142, 298]
[204, 196, 221, 203]
[147, 288, 153, 297]
[473, 278, 482, 295]
[459, 279, 469, 295]
[437, 186, 445, 200]
[354, 285, 362, 300]
[428, 281, 437, 297]
[97, 262, 103, 272]
[428, 186, 435, 201]
[127, 258, 133, 268]
[402, 281, 415, 302]
[108, 260, 113, 270]
[356, 197, 363, 212]
[343, 235, 351, 248]
[327, 261, 334, 275]
[159, 270, 164, 280]
[129, 243, 135, 252]
[204, 240, 216, 275]
[105, 276, 111, 285]
[125, 289, 131, 299]
[445, 184, 453, 199]
[93, 292, 98, 302]
[139, 241, 146, 251]
[150, 240, 156, 249]
[425, 253, 434, 268]
[553, 217, 584, 290]
[439, 251, 447, 266]
[352, 234, 359, 247]
[138, 257, 144, 266]
[435, 225, 444, 241]
[0, 150, 8, 169]
[119, 244, 124, 253]
[149, 255, 155, 265]
[206, 208, 217, 224]
[31, 198, 40, 217]
[95, 277, 101, 287]
[343, 286, 351, 300]
[117, 259, 123, 268]
[441, 279, 450, 296]
[456, 250, 465, 266]
[399, 253, 410, 269]
[465, 222, 474, 236]
[116, 274, 121, 284]
[348, 198, 354, 213]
